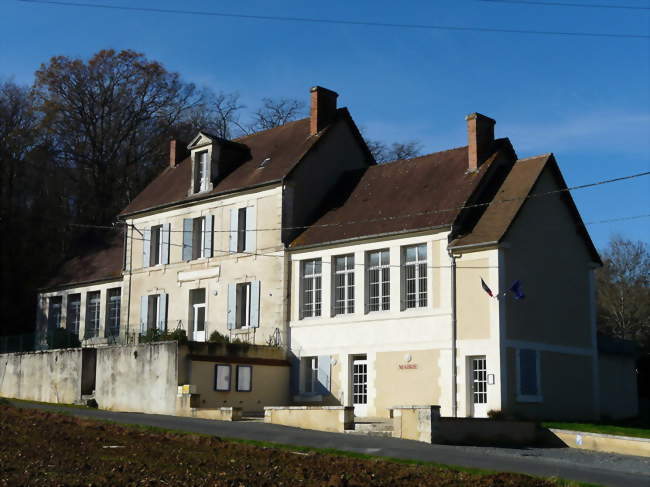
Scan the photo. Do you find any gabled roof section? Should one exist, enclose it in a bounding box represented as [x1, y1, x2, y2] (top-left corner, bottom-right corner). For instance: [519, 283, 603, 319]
[41, 230, 124, 291]
[119, 109, 361, 217]
[450, 153, 601, 264]
[291, 139, 511, 248]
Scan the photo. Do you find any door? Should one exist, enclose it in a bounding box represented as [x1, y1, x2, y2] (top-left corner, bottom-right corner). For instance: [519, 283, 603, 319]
[352, 358, 368, 417]
[193, 303, 206, 342]
[470, 356, 488, 418]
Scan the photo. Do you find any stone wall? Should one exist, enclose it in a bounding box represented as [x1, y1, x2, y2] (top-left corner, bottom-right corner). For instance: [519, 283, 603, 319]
[264, 406, 354, 433]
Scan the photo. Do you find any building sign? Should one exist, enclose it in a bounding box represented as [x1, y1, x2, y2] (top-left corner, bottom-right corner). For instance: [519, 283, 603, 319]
[399, 364, 417, 370]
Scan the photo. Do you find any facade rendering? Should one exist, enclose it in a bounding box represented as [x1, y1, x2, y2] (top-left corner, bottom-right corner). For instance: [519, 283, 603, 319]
[32, 85, 634, 420]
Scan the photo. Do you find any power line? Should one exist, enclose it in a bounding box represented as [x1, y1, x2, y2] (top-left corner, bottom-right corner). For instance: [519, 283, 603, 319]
[127, 169, 650, 234]
[16, 0, 650, 39]
[478, 0, 650, 10]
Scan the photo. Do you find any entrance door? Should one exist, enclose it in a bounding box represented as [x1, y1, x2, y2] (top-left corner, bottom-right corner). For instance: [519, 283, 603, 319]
[193, 303, 206, 342]
[470, 356, 488, 418]
[352, 358, 368, 417]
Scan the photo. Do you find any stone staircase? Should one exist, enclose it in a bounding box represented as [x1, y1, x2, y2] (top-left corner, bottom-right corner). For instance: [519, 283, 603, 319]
[345, 417, 394, 438]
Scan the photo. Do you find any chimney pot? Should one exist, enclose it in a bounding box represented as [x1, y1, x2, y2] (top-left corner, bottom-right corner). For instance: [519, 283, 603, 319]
[466, 113, 496, 172]
[310, 86, 339, 135]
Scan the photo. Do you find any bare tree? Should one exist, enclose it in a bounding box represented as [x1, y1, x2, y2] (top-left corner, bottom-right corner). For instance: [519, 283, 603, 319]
[33, 49, 201, 224]
[597, 235, 650, 349]
[175, 89, 245, 141]
[246, 97, 306, 133]
[366, 139, 422, 163]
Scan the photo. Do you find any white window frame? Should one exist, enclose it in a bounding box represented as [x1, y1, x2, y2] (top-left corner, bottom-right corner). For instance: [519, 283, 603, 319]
[236, 282, 252, 329]
[106, 288, 121, 336]
[366, 249, 390, 312]
[236, 365, 253, 392]
[516, 348, 543, 403]
[85, 291, 101, 338]
[194, 150, 209, 193]
[403, 244, 428, 309]
[300, 259, 322, 318]
[48, 296, 62, 330]
[333, 254, 355, 315]
[147, 294, 160, 332]
[192, 217, 206, 260]
[67, 294, 81, 335]
[236, 207, 247, 253]
[214, 364, 231, 391]
[150, 224, 163, 266]
[302, 357, 318, 394]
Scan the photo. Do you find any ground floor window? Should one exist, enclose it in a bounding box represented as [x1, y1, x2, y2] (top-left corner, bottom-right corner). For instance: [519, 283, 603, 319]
[189, 288, 206, 341]
[106, 288, 121, 337]
[236, 365, 252, 392]
[85, 291, 101, 338]
[301, 357, 318, 394]
[140, 293, 168, 334]
[66, 294, 81, 335]
[214, 364, 231, 391]
[48, 296, 62, 330]
[517, 349, 542, 402]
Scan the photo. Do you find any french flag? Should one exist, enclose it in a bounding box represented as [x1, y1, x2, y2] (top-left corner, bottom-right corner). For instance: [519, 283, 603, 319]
[481, 278, 494, 298]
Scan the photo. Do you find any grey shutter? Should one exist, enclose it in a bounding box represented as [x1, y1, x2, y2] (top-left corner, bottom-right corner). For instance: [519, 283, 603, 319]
[143, 228, 151, 268]
[289, 353, 300, 396]
[182, 218, 193, 261]
[316, 355, 331, 395]
[229, 209, 238, 253]
[161, 223, 171, 265]
[158, 293, 168, 331]
[140, 295, 148, 334]
[204, 215, 214, 258]
[227, 283, 236, 330]
[245, 206, 256, 253]
[250, 280, 261, 328]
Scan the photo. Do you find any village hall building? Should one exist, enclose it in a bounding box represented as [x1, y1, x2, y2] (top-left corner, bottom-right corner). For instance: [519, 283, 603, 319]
[28, 86, 637, 421]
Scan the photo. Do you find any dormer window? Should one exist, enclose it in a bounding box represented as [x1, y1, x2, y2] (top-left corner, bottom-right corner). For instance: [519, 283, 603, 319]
[194, 150, 209, 193]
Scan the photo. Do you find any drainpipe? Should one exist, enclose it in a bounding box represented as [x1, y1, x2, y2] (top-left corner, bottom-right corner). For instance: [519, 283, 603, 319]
[125, 223, 134, 343]
[449, 249, 459, 418]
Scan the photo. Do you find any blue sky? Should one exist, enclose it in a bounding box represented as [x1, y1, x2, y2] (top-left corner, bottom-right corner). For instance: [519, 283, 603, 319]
[2, 0, 649, 249]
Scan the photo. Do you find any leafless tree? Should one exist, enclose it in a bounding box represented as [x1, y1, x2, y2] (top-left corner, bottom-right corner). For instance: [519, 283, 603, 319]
[366, 139, 422, 163]
[597, 235, 650, 349]
[245, 98, 306, 134]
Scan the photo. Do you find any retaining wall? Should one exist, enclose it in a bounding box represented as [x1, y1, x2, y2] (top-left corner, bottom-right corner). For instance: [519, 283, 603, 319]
[265, 406, 354, 432]
[0, 348, 82, 404]
[550, 429, 650, 458]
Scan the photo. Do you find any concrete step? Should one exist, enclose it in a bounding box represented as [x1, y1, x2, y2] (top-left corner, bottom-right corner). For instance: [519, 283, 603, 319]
[344, 418, 394, 437]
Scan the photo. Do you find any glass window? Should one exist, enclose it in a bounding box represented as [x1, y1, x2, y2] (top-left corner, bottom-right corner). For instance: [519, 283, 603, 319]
[106, 288, 121, 337]
[214, 364, 231, 391]
[48, 296, 62, 330]
[236, 365, 252, 392]
[333, 255, 355, 315]
[190, 288, 206, 342]
[194, 150, 209, 193]
[236, 282, 251, 329]
[85, 291, 101, 338]
[150, 225, 162, 265]
[403, 244, 428, 309]
[302, 357, 318, 394]
[67, 294, 81, 335]
[237, 207, 247, 252]
[301, 259, 322, 318]
[367, 249, 390, 312]
[192, 217, 205, 260]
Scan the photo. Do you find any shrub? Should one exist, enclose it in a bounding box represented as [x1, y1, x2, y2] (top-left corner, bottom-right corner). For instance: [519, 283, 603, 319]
[140, 328, 188, 344]
[208, 331, 230, 344]
[47, 328, 81, 349]
[487, 409, 506, 420]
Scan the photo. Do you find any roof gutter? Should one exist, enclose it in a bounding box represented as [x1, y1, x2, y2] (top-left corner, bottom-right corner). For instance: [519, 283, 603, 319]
[448, 240, 500, 251]
[118, 179, 283, 220]
[38, 275, 123, 294]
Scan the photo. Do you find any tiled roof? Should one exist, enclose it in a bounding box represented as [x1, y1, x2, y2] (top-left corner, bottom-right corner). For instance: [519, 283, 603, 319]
[290, 140, 511, 248]
[119, 111, 344, 217]
[41, 231, 124, 291]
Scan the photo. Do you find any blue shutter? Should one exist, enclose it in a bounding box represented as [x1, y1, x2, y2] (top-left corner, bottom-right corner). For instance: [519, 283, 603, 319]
[161, 223, 170, 264]
[229, 209, 238, 253]
[227, 283, 236, 330]
[140, 295, 148, 334]
[182, 218, 193, 261]
[204, 215, 214, 258]
[245, 206, 256, 253]
[289, 352, 300, 396]
[142, 228, 151, 268]
[316, 355, 331, 395]
[158, 293, 168, 331]
[250, 281, 261, 328]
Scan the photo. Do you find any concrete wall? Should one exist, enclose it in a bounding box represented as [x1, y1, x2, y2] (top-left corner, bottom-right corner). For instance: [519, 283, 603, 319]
[264, 406, 354, 432]
[0, 348, 82, 404]
[123, 185, 288, 347]
[550, 429, 650, 457]
[94, 341, 178, 415]
[391, 406, 440, 443]
[599, 353, 639, 419]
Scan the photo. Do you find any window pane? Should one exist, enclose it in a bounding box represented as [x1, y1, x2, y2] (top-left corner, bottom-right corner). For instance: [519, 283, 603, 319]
[237, 365, 252, 392]
[67, 294, 81, 335]
[215, 364, 230, 391]
[301, 259, 322, 318]
[519, 349, 538, 396]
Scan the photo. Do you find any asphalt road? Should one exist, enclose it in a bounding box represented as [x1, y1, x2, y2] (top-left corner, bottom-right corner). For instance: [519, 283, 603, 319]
[10, 401, 650, 487]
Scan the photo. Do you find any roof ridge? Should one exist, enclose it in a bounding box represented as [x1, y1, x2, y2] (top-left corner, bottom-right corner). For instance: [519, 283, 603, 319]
[373, 144, 468, 167]
[517, 153, 552, 163]
[233, 116, 310, 141]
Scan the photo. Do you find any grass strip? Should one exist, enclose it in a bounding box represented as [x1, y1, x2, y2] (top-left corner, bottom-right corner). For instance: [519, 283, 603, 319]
[543, 422, 650, 440]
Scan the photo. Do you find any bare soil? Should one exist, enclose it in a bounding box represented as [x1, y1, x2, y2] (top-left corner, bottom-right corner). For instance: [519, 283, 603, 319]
[0, 405, 566, 486]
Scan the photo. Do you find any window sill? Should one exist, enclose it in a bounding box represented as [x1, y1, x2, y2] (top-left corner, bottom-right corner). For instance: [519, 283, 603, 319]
[516, 394, 543, 403]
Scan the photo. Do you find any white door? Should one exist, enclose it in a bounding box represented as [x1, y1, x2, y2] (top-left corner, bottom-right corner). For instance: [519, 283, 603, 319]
[193, 303, 206, 342]
[470, 356, 488, 418]
[352, 358, 368, 417]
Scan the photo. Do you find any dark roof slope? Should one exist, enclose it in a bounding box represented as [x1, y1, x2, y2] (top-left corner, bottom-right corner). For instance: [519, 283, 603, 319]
[42, 231, 124, 291]
[450, 153, 601, 264]
[291, 141, 509, 248]
[120, 113, 330, 216]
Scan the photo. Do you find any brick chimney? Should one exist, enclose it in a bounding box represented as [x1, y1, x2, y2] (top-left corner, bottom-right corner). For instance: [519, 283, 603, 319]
[466, 113, 496, 172]
[169, 139, 188, 168]
[310, 86, 339, 135]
